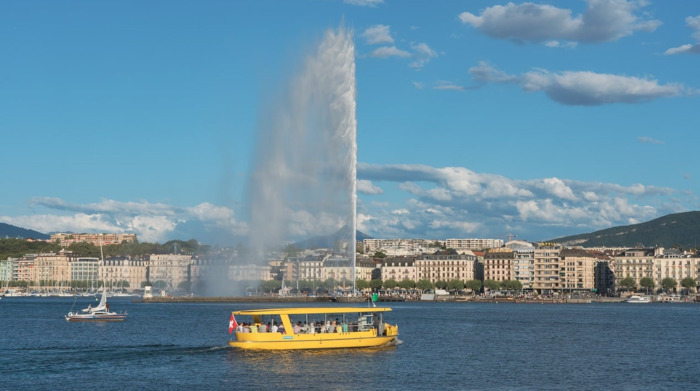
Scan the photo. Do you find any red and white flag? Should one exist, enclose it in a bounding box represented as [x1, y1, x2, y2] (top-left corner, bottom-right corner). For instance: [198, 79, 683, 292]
[228, 313, 238, 334]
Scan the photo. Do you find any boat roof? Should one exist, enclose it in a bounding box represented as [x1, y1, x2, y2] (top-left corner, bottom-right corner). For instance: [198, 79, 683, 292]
[232, 307, 392, 316]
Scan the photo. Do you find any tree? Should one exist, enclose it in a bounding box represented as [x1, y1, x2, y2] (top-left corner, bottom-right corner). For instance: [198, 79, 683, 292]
[355, 279, 370, 291]
[415, 279, 434, 292]
[661, 277, 677, 293]
[284, 244, 299, 257]
[680, 277, 697, 294]
[447, 279, 464, 291]
[501, 279, 523, 293]
[384, 278, 398, 289]
[435, 280, 448, 289]
[369, 278, 383, 291]
[619, 277, 636, 292]
[465, 279, 482, 295]
[398, 278, 415, 290]
[372, 251, 387, 259]
[483, 279, 500, 292]
[639, 277, 655, 294]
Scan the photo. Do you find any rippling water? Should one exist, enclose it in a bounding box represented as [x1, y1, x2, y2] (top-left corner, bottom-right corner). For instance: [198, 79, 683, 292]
[1, 298, 698, 390]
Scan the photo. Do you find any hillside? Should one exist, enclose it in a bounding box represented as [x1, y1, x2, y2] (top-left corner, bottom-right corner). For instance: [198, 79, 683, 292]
[549, 211, 700, 248]
[0, 222, 50, 240]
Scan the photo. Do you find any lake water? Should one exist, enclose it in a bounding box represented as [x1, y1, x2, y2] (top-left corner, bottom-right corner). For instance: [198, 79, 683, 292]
[1, 297, 698, 390]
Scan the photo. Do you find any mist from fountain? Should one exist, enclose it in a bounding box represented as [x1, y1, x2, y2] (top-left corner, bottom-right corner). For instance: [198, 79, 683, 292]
[246, 25, 357, 285]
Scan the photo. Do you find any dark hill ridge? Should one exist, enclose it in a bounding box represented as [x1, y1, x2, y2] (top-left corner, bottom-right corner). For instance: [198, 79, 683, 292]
[549, 211, 700, 248]
[0, 222, 50, 240]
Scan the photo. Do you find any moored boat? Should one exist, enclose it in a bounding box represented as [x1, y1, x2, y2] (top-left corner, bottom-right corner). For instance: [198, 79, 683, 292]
[227, 307, 398, 350]
[626, 295, 651, 303]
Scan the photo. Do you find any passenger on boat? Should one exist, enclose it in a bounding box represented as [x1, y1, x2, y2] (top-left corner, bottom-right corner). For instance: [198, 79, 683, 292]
[258, 323, 267, 333]
[293, 322, 301, 334]
[250, 324, 258, 333]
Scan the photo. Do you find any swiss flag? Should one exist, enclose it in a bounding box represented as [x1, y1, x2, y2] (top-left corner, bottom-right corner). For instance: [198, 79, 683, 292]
[228, 313, 238, 334]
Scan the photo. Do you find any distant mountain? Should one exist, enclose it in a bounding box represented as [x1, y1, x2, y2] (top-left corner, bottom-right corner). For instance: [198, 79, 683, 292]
[548, 211, 700, 248]
[0, 223, 50, 240]
[294, 226, 372, 250]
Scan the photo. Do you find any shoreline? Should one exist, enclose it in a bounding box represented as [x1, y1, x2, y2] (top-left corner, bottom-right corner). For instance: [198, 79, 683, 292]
[132, 296, 696, 304]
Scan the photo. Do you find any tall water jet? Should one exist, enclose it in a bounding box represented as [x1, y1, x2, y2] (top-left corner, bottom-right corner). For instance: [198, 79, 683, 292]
[246, 25, 357, 290]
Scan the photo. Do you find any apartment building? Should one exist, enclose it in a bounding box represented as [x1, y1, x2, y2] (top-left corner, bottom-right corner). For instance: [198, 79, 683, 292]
[148, 254, 192, 290]
[533, 243, 562, 293]
[100, 257, 148, 290]
[559, 248, 596, 293]
[50, 233, 137, 247]
[381, 256, 417, 283]
[512, 248, 534, 291]
[445, 238, 504, 251]
[415, 254, 478, 284]
[483, 248, 514, 282]
[612, 248, 656, 290]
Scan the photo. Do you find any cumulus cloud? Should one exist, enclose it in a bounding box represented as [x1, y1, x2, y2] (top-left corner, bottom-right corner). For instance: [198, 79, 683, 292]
[665, 15, 700, 55]
[356, 162, 684, 241]
[344, 0, 383, 7]
[357, 179, 384, 195]
[1, 198, 246, 244]
[368, 46, 411, 58]
[362, 24, 394, 45]
[459, 0, 660, 45]
[468, 62, 688, 106]
[366, 42, 438, 69]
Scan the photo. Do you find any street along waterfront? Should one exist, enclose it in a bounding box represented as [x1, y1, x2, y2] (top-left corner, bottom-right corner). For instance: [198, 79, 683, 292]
[1, 297, 698, 390]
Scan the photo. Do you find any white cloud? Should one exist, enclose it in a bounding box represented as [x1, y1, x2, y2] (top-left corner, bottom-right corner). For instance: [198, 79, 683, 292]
[357, 179, 384, 195]
[344, 0, 383, 7]
[409, 42, 438, 69]
[2, 198, 246, 244]
[638, 136, 665, 145]
[665, 15, 700, 55]
[459, 0, 660, 45]
[468, 63, 688, 106]
[362, 24, 393, 45]
[356, 163, 685, 241]
[368, 46, 411, 58]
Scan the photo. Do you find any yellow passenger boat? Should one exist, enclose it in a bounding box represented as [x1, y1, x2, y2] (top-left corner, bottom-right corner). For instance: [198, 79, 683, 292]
[227, 307, 398, 350]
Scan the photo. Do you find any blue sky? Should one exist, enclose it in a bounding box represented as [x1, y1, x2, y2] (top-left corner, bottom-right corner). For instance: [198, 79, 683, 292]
[1, 0, 699, 245]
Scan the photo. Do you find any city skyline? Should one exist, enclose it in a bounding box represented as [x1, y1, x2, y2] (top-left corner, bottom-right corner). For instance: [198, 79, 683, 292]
[1, 1, 699, 246]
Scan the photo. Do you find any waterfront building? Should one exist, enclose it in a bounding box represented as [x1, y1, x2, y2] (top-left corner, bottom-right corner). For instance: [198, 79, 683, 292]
[227, 264, 272, 282]
[100, 257, 148, 291]
[321, 256, 352, 284]
[355, 256, 377, 282]
[612, 248, 656, 291]
[445, 238, 504, 251]
[559, 248, 596, 294]
[34, 252, 71, 289]
[512, 248, 534, 291]
[381, 256, 417, 283]
[0, 258, 18, 282]
[148, 254, 192, 291]
[298, 254, 325, 281]
[70, 257, 99, 287]
[533, 243, 562, 294]
[653, 251, 698, 292]
[592, 253, 615, 296]
[415, 253, 478, 284]
[483, 248, 514, 282]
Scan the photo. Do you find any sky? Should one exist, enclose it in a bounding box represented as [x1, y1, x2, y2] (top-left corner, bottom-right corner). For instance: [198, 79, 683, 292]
[1, 0, 699, 246]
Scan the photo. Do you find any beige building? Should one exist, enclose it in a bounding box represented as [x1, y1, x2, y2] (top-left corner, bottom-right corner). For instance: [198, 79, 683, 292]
[533, 243, 562, 293]
[415, 254, 478, 284]
[381, 256, 417, 283]
[612, 248, 656, 291]
[148, 254, 192, 290]
[445, 238, 504, 251]
[51, 233, 137, 247]
[100, 257, 148, 291]
[559, 248, 596, 293]
[513, 248, 534, 290]
[483, 248, 514, 282]
[34, 252, 72, 288]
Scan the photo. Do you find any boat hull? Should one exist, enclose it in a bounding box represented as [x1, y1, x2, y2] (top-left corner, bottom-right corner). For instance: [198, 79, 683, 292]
[65, 316, 127, 322]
